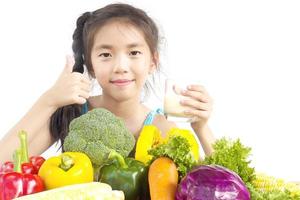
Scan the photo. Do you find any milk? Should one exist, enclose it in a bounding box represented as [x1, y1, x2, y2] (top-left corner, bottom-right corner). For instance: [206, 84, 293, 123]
[164, 93, 189, 118]
[163, 79, 194, 122]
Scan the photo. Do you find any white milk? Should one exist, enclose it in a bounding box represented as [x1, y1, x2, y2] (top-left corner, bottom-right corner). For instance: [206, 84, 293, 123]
[163, 79, 194, 122]
[164, 93, 189, 117]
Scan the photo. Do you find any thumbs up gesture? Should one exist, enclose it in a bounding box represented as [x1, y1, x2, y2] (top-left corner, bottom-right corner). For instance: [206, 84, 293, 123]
[45, 56, 91, 108]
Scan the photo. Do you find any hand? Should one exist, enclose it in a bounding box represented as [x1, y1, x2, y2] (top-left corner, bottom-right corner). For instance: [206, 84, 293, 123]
[179, 84, 213, 132]
[45, 56, 91, 108]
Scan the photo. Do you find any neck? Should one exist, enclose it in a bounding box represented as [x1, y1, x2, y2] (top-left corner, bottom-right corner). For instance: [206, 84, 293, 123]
[89, 94, 150, 137]
[99, 94, 146, 120]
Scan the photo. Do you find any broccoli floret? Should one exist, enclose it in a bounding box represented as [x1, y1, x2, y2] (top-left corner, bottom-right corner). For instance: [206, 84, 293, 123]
[63, 108, 135, 166]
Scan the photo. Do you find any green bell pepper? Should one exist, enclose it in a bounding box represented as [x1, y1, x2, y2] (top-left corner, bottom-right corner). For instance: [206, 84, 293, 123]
[98, 151, 148, 200]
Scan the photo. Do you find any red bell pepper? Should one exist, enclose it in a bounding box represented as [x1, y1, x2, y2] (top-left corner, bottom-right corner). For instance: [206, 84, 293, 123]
[0, 162, 13, 174]
[0, 161, 37, 175]
[29, 156, 45, 174]
[0, 131, 45, 175]
[0, 149, 44, 200]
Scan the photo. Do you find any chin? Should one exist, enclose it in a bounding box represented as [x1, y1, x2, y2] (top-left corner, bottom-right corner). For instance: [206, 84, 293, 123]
[111, 91, 138, 102]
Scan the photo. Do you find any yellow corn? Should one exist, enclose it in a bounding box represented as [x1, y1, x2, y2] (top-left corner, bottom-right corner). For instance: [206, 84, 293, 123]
[253, 173, 300, 197]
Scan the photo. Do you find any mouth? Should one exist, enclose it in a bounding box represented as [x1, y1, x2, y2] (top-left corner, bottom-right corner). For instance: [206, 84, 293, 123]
[110, 79, 135, 87]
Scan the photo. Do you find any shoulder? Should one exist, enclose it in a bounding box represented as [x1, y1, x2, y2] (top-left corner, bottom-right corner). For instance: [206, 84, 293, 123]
[152, 115, 176, 137]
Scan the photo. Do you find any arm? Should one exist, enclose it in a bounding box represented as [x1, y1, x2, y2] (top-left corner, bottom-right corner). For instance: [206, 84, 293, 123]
[0, 92, 57, 163]
[178, 84, 215, 157]
[192, 124, 215, 156]
[0, 56, 91, 163]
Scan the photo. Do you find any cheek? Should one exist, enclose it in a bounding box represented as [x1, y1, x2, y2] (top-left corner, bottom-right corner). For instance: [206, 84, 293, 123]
[92, 66, 110, 86]
[135, 58, 152, 77]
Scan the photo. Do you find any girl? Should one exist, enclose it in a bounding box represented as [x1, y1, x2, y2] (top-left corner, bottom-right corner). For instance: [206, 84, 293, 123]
[0, 3, 215, 163]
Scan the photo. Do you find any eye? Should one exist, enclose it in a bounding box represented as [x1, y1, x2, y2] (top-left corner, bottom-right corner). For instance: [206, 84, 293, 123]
[129, 51, 142, 56]
[99, 53, 112, 58]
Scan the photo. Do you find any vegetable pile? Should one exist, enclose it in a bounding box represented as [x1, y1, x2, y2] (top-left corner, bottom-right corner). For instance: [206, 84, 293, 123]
[2, 108, 300, 200]
[0, 131, 45, 200]
[201, 137, 300, 200]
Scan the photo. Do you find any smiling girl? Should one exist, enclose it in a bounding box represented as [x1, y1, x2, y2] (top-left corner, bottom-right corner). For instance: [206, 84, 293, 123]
[0, 3, 215, 163]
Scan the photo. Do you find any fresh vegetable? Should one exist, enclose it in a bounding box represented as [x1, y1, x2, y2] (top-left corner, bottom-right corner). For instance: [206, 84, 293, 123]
[148, 157, 178, 200]
[0, 149, 45, 200]
[38, 152, 93, 190]
[148, 135, 197, 178]
[247, 182, 300, 200]
[165, 128, 200, 162]
[250, 173, 300, 200]
[135, 125, 162, 164]
[0, 131, 45, 175]
[202, 137, 255, 184]
[0, 157, 45, 175]
[63, 108, 135, 168]
[98, 151, 147, 200]
[29, 156, 45, 174]
[176, 165, 250, 200]
[200, 137, 300, 200]
[13, 182, 125, 200]
[0, 161, 14, 174]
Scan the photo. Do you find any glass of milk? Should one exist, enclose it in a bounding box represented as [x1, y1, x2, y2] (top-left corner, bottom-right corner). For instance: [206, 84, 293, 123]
[164, 78, 199, 123]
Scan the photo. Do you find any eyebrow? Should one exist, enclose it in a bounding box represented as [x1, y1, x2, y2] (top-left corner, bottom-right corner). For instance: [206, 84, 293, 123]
[94, 43, 145, 50]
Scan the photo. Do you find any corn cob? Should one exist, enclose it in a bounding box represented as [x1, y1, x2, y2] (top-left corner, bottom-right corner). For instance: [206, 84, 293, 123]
[14, 182, 124, 200]
[253, 173, 300, 197]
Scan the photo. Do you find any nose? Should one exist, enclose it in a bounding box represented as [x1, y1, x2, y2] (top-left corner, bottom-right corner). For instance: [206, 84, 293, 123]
[113, 54, 129, 73]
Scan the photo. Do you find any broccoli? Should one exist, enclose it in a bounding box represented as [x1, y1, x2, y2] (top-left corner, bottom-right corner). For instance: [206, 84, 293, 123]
[63, 108, 135, 167]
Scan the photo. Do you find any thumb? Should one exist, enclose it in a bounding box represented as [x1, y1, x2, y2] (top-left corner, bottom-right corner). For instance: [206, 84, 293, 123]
[64, 55, 75, 73]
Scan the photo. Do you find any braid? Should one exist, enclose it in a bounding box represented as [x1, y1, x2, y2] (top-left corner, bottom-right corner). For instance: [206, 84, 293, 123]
[72, 12, 91, 73]
[49, 12, 91, 148]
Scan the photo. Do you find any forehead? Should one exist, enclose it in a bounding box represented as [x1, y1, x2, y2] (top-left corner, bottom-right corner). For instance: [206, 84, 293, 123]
[93, 21, 147, 49]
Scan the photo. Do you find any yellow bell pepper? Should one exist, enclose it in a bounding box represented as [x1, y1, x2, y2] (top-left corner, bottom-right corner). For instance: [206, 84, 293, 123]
[135, 125, 162, 164]
[166, 128, 200, 161]
[38, 152, 93, 190]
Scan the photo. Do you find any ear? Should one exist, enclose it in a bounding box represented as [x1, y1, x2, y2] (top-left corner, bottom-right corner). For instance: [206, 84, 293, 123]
[149, 52, 159, 74]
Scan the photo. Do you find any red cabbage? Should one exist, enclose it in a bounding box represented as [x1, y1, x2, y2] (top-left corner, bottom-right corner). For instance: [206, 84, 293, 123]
[176, 165, 250, 200]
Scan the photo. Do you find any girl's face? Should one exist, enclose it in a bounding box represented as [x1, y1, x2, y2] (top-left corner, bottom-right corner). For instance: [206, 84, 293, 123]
[90, 21, 157, 102]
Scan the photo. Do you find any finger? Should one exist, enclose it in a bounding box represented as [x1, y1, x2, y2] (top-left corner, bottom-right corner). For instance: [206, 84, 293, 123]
[64, 55, 75, 73]
[180, 99, 210, 111]
[80, 82, 91, 93]
[181, 90, 210, 103]
[173, 85, 182, 95]
[71, 73, 92, 85]
[74, 96, 87, 105]
[81, 77, 92, 85]
[184, 109, 210, 119]
[186, 84, 207, 93]
[78, 90, 90, 99]
[71, 72, 85, 80]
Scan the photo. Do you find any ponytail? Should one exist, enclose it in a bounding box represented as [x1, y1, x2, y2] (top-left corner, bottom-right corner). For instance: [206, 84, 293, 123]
[49, 12, 91, 148]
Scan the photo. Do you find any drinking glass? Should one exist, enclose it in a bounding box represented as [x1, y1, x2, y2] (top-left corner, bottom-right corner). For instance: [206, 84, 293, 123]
[163, 78, 199, 123]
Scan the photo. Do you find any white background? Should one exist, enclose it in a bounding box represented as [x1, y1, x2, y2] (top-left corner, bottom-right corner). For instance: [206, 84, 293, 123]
[0, 0, 299, 181]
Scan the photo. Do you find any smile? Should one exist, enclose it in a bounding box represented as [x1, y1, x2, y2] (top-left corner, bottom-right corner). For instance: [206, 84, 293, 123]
[110, 79, 135, 87]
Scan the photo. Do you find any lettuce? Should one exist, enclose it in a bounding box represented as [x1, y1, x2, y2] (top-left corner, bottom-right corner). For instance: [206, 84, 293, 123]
[148, 135, 197, 178]
[202, 137, 256, 184]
